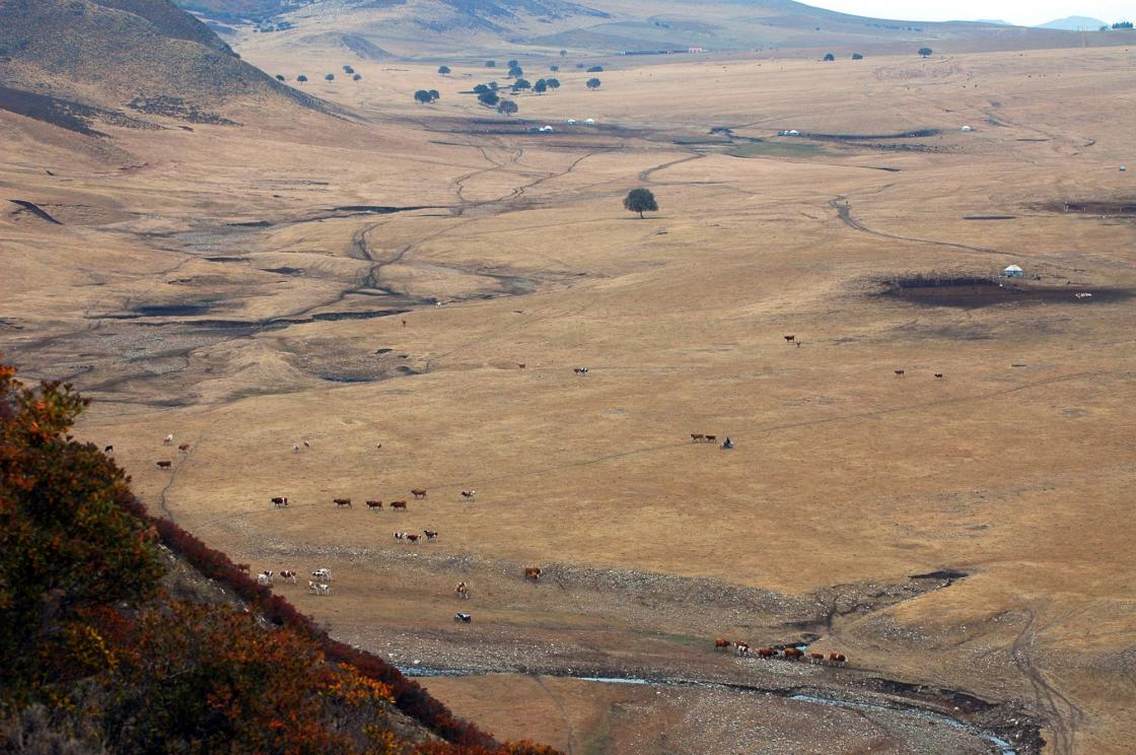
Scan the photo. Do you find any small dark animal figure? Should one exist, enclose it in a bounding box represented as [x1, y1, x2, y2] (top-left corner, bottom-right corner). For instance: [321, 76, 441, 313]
[333, 498, 352, 508]
[424, 529, 438, 541]
[809, 653, 825, 663]
[573, 367, 589, 376]
[518, 363, 526, 369]
[784, 335, 796, 343]
[722, 437, 734, 449]
[365, 500, 383, 510]
[271, 496, 289, 508]
[895, 370, 905, 377]
[714, 638, 731, 650]
[178, 443, 190, 452]
[460, 490, 476, 501]
[934, 373, 944, 379]
[303, 441, 311, 449]
[524, 566, 542, 581]
[411, 489, 427, 499]
[783, 647, 804, 660]
[405, 533, 420, 543]
[156, 460, 172, 469]
[691, 433, 705, 442]
[454, 612, 472, 623]
[704, 435, 717, 443]
[104, 445, 114, 454]
[390, 500, 407, 510]
[757, 647, 776, 659]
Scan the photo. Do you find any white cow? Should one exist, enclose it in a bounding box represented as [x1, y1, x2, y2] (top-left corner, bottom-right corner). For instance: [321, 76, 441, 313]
[163, 434, 174, 445]
[312, 568, 332, 582]
[256, 570, 274, 586]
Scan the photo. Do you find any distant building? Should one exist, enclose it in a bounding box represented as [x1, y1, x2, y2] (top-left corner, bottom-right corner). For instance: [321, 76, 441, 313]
[688, 47, 705, 54]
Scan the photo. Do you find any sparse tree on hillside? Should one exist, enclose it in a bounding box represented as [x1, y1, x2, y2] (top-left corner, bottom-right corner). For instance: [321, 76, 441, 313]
[275, 74, 286, 81]
[533, 79, 547, 94]
[623, 188, 658, 218]
[587, 65, 604, 72]
[823, 52, 835, 61]
[512, 78, 531, 92]
[547, 78, 561, 90]
[414, 89, 439, 104]
[586, 77, 602, 90]
[550, 64, 560, 72]
[919, 47, 933, 58]
[438, 65, 451, 75]
[473, 83, 490, 94]
[852, 52, 864, 60]
[353, 73, 362, 81]
[508, 65, 524, 79]
[297, 74, 308, 83]
[497, 100, 518, 115]
[478, 90, 501, 107]
[325, 73, 335, 81]
[343, 65, 355, 74]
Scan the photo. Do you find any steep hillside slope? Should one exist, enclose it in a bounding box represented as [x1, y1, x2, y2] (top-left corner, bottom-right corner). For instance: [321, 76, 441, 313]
[0, 0, 326, 130]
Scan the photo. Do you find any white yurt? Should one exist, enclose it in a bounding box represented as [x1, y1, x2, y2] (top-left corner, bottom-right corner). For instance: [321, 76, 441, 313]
[1002, 264, 1025, 278]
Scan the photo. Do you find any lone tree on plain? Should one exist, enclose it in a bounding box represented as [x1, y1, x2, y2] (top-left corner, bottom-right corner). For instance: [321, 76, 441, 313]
[353, 73, 362, 81]
[508, 65, 524, 79]
[414, 89, 439, 104]
[823, 52, 835, 61]
[624, 188, 658, 218]
[547, 78, 561, 90]
[343, 65, 355, 74]
[497, 99, 518, 115]
[325, 73, 335, 81]
[852, 52, 864, 60]
[586, 77, 602, 90]
[438, 65, 451, 75]
[275, 74, 286, 81]
[919, 47, 933, 58]
[297, 74, 308, 83]
[533, 79, 547, 93]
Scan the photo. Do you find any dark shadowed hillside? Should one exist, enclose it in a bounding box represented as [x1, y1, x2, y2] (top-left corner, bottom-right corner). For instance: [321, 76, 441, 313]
[0, 0, 327, 131]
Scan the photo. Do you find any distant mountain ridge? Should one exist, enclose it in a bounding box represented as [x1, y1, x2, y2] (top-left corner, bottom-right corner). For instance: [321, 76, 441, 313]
[1037, 15, 1107, 30]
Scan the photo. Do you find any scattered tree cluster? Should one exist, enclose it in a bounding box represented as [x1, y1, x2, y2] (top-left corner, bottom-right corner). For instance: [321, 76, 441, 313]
[414, 89, 441, 104]
[497, 99, 518, 115]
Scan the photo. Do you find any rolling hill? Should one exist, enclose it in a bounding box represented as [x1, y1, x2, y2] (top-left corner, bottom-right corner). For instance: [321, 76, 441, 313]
[0, 0, 327, 134]
[176, 0, 1136, 57]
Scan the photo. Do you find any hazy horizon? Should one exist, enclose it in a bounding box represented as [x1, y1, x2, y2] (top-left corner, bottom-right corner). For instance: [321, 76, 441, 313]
[806, 1, 1131, 26]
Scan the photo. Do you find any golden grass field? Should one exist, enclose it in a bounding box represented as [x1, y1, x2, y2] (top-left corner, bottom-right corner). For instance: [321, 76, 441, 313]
[2, 44, 1135, 753]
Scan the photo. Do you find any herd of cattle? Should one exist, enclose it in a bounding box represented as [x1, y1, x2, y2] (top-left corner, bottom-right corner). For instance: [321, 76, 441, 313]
[241, 566, 334, 596]
[715, 638, 847, 666]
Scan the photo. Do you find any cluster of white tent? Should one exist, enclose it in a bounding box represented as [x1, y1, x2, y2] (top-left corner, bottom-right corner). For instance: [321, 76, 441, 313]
[565, 118, 598, 126]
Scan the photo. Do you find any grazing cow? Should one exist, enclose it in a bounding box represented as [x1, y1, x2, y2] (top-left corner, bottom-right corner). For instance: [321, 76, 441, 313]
[390, 500, 407, 510]
[691, 433, 705, 442]
[237, 563, 251, 574]
[303, 441, 311, 449]
[257, 571, 273, 586]
[292, 443, 301, 453]
[271, 496, 288, 508]
[333, 498, 352, 508]
[524, 566, 542, 581]
[455, 581, 470, 599]
[783, 647, 804, 661]
[735, 642, 751, 657]
[411, 489, 427, 499]
[393, 531, 405, 542]
[375, 443, 383, 450]
[809, 653, 825, 663]
[280, 570, 298, 584]
[308, 581, 331, 595]
[424, 529, 438, 541]
[934, 373, 944, 379]
[163, 434, 174, 445]
[366, 500, 383, 510]
[828, 652, 847, 665]
[757, 647, 776, 659]
[895, 369, 905, 377]
[406, 533, 420, 544]
[573, 367, 589, 376]
[156, 460, 172, 469]
[714, 638, 731, 651]
[178, 443, 190, 452]
[704, 435, 717, 443]
[784, 335, 796, 343]
[312, 568, 331, 582]
[460, 490, 476, 501]
[104, 445, 114, 454]
[454, 612, 472, 623]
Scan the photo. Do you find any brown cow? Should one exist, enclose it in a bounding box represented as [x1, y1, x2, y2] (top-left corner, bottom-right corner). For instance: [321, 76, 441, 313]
[734, 642, 750, 657]
[518, 363, 526, 369]
[757, 647, 776, 659]
[460, 490, 476, 500]
[784, 335, 796, 343]
[934, 373, 944, 379]
[809, 653, 825, 663]
[406, 533, 420, 544]
[178, 443, 191, 452]
[455, 581, 470, 599]
[783, 647, 804, 661]
[390, 500, 407, 510]
[524, 567, 542, 581]
[411, 489, 427, 499]
[365, 500, 383, 510]
[828, 652, 847, 665]
[237, 563, 251, 574]
[704, 435, 717, 443]
[895, 369, 906, 377]
[280, 570, 298, 584]
[691, 433, 705, 442]
[333, 498, 352, 508]
[156, 460, 172, 469]
[271, 496, 289, 508]
[714, 638, 731, 651]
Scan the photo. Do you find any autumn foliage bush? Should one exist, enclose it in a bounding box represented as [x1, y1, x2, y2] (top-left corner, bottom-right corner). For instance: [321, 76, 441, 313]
[0, 361, 561, 754]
